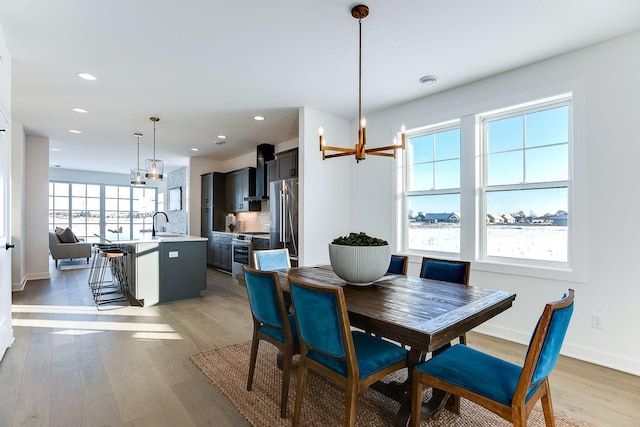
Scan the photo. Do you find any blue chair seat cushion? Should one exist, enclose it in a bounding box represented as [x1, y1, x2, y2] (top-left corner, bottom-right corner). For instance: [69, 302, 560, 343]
[259, 313, 299, 344]
[308, 331, 407, 379]
[415, 344, 539, 406]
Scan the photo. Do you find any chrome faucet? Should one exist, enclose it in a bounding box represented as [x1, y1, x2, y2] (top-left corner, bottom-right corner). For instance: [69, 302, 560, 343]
[152, 211, 169, 237]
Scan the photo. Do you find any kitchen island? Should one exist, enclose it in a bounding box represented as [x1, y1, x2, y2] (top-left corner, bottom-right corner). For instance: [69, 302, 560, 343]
[110, 233, 207, 306]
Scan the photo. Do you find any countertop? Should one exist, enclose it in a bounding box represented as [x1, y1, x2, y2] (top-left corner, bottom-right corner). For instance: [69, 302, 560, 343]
[108, 233, 207, 244]
[210, 231, 270, 239]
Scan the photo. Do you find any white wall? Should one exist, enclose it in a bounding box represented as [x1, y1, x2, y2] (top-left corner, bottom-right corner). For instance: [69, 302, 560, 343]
[24, 136, 50, 280]
[10, 122, 25, 290]
[299, 107, 353, 266]
[340, 31, 640, 375]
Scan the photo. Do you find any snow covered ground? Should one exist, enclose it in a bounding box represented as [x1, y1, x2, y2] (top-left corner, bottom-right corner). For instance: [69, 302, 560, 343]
[408, 224, 567, 261]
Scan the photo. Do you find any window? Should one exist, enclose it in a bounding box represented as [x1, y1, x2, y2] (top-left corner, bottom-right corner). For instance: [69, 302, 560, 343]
[49, 181, 157, 242]
[404, 122, 461, 253]
[400, 93, 573, 271]
[70, 183, 101, 240]
[480, 97, 570, 263]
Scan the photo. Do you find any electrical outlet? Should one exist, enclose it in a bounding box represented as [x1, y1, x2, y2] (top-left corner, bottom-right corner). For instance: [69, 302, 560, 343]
[591, 313, 603, 329]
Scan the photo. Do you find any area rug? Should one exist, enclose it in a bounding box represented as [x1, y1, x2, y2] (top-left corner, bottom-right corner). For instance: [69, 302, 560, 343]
[191, 341, 592, 427]
[59, 260, 92, 270]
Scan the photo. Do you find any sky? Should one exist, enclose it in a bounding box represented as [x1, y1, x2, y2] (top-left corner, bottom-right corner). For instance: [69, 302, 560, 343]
[407, 105, 569, 217]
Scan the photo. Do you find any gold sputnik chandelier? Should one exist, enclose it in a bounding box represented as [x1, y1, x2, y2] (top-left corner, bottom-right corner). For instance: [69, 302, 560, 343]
[319, 4, 405, 162]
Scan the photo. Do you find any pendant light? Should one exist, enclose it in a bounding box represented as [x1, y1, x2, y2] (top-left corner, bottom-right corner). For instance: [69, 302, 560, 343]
[319, 5, 405, 162]
[145, 116, 164, 180]
[130, 132, 146, 186]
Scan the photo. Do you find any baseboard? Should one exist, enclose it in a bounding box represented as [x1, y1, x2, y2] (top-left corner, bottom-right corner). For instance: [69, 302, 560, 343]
[473, 323, 640, 377]
[11, 276, 27, 292]
[24, 272, 51, 282]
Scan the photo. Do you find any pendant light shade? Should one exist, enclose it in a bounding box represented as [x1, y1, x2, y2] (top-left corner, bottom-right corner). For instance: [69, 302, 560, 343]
[145, 116, 164, 180]
[130, 132, 147, 186]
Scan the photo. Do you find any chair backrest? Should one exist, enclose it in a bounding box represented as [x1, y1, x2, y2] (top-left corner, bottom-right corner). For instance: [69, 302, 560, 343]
[290, 279, 354, 364]
[254, 248, 291, 271]
[420, 257, 470, 285]
[387, 255, 408, 275]
[515, 289, 575, 401]
[242, 266, 291, 333]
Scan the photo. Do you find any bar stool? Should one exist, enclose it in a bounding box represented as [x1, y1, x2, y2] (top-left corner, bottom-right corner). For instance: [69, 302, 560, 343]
[92, 247, 129, 309]
[88, 243, 113, 291]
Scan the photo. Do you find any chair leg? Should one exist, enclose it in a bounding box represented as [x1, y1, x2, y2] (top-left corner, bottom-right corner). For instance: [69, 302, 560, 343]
[459, 333, 467, 345]
[540, 380, 556, 427]
[512, 405, 527, 427]
[246, 332, 259, 391]
[292, 357, 308, 427]
[279, 348, 293, 418]
[344, 378, 358, 427]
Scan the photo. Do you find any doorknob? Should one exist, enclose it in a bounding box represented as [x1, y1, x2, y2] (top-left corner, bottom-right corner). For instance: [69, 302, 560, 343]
[6, 243, 15, 250]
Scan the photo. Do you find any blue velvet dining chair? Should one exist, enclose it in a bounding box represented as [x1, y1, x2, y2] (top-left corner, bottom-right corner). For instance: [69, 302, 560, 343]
[253, 248, 291, 271]
[410, 289, 575, 427]
[289, 278, 409, 427]
[420, 257, 471, 344]
[242, 265, 299, 418]
[387, 254, 409, 275]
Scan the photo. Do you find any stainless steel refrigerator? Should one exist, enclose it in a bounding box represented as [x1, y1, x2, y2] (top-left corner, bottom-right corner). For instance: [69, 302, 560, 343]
[269, 178, 298, 266]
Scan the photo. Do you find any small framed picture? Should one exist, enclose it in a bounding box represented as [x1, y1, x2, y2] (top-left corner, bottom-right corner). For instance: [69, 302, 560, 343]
[169, 187, 182, 211]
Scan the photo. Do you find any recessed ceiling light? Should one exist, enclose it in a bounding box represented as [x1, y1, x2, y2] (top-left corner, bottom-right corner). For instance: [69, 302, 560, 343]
[51, 148, 61, 151]
[77, 72, 98, 81]
[191, 148, 199, 151]
[68, 129, 82, 134]
[217, 135, 227, 139]
[418, 75, 438, 86]
[214, 140, 226, 145]
[253, 116, 265, 121]
[72, 108, 88, 113]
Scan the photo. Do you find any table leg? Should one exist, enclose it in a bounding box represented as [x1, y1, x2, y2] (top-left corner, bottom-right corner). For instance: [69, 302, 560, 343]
[393, 344, 454, 426]
[391, 348, 422, 427]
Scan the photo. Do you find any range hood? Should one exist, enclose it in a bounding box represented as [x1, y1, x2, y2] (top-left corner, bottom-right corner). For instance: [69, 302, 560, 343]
[245, 143, 275, 201]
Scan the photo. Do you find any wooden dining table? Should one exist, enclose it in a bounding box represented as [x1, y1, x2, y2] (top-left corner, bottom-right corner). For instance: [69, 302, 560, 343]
[275, 265, 517, 426]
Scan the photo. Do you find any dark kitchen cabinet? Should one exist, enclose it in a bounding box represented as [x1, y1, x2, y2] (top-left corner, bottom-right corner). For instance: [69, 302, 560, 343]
[269, 149, 298, 182]
[266, 160, 276, 197]
[208, 231, 232, 272]
[201, 205, 212, 238]
[275, 148, 298, 180]
[221, 234, 232, 271]
[224, 167, 260, 212]
[201, 172, 213, 205]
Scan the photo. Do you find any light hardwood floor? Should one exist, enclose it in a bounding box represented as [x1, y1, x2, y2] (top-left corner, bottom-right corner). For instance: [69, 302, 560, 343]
[1, 262, 638, 426]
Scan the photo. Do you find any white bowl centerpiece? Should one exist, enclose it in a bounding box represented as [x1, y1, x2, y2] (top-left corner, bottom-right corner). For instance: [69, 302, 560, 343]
[329, 232, 391, 286]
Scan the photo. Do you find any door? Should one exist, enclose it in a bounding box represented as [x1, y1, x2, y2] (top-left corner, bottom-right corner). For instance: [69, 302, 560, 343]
[0, 117, 13, 361]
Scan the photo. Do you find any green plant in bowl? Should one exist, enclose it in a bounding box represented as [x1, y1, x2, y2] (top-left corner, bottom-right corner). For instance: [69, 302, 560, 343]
[329, 232, 391, 286]
[332, 232, 388, 246]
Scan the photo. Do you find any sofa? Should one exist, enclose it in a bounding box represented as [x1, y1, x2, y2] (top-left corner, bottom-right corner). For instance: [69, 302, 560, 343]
[48, 231, 92, 268]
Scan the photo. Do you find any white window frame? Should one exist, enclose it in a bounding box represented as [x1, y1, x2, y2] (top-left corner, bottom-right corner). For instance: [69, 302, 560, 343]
[478, 95, 572, 268]
[398, 90, 586, 282]
[400, 119, 462, 258]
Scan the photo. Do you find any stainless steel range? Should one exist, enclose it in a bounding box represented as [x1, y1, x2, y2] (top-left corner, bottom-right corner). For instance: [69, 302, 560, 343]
[231, 234, 253, 280]
[231, 232, 272, 279]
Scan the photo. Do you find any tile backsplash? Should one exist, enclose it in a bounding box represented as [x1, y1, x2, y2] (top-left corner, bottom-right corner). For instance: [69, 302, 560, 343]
[237, 202, 270, 232]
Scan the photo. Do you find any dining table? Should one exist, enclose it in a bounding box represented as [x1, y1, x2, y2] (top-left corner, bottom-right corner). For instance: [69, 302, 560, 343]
[275, 265, 517, 426]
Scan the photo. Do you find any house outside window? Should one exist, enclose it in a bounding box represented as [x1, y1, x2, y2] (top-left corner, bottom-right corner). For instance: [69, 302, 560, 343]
[400, 93, 573, 271]
[404, 122, 461, 254]
[480, 96, 570, 264]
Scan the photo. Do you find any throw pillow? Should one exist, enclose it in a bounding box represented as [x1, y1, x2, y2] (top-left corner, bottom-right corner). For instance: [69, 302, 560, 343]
[57, 227, 77, 243]
[55, 226, 63, 234]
